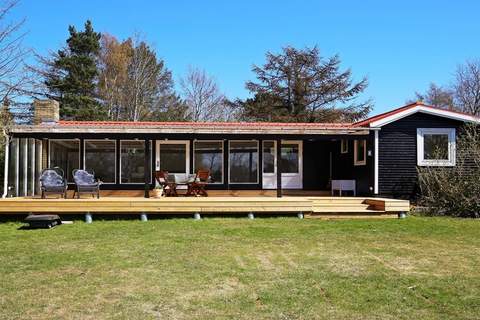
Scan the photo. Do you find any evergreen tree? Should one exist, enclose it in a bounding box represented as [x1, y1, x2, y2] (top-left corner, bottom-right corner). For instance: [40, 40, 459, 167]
[234, 46, 372, 123]
[44, 20, 105, 120]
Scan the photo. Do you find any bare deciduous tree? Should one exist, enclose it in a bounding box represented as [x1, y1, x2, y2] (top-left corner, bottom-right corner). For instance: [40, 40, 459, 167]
[97, 34, 187, 121]
[454, 60, 480, 116]
[412, 60, 480, 117]
[180, 67, 227, 122]
[0, 0, 30, 102]
[412, 83, 455, 110]
[0, 0, 31, 195]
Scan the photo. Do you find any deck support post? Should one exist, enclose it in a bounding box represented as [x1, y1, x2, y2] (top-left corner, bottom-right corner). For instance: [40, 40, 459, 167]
[248, 212, 254, 219]
[297, 212, 304, 219]
[85, 212, 92, 224]
[276, 139, 282, 198]
[194, 212, 201, 220]
[140, 213, 148, 222]
[398, 212, 407, 219]
[144, 139, 151, 198]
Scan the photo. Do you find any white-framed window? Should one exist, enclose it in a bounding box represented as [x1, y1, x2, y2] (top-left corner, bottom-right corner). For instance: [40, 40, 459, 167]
[84, 139, 116, 183]
[417, 128, 456, 166]
[156, 140, 190, 174]
[229, 140, 259, 184]
[354, 140, 367, 166]
[341, 139, 348, 154]
[193, 140, 224, 184]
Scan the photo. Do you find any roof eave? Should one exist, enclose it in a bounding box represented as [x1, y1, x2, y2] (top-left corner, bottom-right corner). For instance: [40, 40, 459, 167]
[9, 125, 372, 135]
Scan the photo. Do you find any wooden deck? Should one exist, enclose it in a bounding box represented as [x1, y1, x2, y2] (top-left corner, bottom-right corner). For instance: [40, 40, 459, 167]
[0, 196, 410, 219]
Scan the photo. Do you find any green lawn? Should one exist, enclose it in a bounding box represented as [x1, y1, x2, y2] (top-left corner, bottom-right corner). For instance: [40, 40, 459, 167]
[0, 216, 479, 320]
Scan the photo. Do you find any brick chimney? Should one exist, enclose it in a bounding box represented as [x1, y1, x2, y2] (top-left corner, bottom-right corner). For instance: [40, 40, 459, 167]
[33, 99, 59, 125]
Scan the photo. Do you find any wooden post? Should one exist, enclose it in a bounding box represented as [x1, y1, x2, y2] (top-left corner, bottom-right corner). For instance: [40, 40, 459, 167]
[144, 139, 150, 198]
[258, 139, 263, 189]
[79, 138, 85, 170]
[276, 139, 282, 197]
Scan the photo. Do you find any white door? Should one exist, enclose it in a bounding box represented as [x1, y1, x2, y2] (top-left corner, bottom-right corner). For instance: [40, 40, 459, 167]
[262, 140, 303, 189]
[156, 141, 190, 186]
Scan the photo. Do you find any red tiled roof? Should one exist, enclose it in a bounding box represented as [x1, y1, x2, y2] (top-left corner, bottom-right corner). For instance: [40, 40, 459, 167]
[48, 103, 480, 131]
[57, 120, 353, 129]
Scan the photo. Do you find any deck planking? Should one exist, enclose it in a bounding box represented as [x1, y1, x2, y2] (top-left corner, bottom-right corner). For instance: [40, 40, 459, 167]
[0, 196, 409, 217]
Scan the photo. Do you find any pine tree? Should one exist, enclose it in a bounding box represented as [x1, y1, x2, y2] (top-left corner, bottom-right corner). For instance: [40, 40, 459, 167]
[45, 20, 105, 120]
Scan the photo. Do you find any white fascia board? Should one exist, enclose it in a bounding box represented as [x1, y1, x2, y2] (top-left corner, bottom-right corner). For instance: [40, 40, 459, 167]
[369, 105, 480, 128]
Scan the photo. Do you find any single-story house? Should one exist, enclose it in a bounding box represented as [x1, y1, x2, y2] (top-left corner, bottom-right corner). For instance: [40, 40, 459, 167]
[4, 100, 479, 199]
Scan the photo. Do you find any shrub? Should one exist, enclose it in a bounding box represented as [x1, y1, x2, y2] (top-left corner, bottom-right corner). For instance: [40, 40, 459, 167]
[418, 124, 480, 218]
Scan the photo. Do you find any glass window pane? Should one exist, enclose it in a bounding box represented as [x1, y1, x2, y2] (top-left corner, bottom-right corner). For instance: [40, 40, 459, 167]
[194, 141, 223, 183]
[121, 140, 146, 183]
[160, 143, 186, 173]
[356, 140, 366, 162]
[281, 143, 299, 173]
[49, 139, 80, 182]
[263, 141, 275, 174]
[424, 134, 449, 160]
[229, 141, 258, 183]
[341, 139, 348, 153]
[85, 140, 116, 183]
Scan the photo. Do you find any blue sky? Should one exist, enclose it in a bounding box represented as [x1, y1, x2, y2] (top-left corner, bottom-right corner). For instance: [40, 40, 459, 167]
[11, 0, 480, 114]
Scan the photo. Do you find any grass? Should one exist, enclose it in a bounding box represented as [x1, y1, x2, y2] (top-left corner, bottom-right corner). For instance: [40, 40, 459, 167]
[0, 216, 479, 319]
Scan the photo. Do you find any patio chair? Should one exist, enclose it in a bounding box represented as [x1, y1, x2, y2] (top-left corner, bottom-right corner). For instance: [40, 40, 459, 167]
[72, 169, 101, 199]
[186, 170, 210, 197]
[155, 170, 177, 196]
[39, 168, 68, 199]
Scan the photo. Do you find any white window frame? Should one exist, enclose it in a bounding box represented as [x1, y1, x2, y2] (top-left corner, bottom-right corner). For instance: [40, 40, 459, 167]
[340, 139, 348, 154]
[354, 139, 367, 166]
[119, 140, 151, 184]
[228, 140, 259, 184]
[84, 139, 117, 184]
[48, 139, 81, 182]
[280, 140, 303, 176]
[417, 128, 456, 167]
[262, 140, 277, 175]
[155, 140, 190, 174]
[193, 140, 224, 184]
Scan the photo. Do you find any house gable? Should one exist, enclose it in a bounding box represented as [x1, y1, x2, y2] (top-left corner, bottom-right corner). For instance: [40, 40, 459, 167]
[354, 102, 480, 128]
[377, 112, 467, 198]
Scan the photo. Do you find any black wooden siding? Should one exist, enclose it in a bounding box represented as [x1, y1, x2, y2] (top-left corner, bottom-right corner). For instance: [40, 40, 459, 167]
[378, 112, 465, 198]
[331, 135, 375, 196]
[302, 140, 332, 190]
